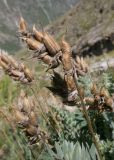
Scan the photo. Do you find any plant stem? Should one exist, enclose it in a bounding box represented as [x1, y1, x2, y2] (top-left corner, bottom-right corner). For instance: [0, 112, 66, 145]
[73, 73, 104, 160]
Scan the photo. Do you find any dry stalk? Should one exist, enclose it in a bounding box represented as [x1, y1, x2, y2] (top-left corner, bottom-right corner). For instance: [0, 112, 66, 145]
[73, 72, 104, 160]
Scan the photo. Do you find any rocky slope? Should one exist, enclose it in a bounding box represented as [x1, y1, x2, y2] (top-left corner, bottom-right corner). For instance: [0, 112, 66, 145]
[0, 0, 78, 52]
[47, 0, 114, 56]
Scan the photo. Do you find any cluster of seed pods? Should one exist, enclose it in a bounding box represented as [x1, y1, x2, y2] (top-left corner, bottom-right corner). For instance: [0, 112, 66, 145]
[13, 90, 47, 145]
[0, 50, 33, 84]
[84, 84, 114, 112]
[18, 17, 88, 101]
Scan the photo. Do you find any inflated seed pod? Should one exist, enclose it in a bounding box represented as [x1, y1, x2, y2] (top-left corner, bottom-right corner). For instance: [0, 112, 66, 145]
[18, 17, 27, 35]
[29, 111, 38, 127]
[19, 63, 33, 81]
[91, 83, 98, 95]
[64, 74, 76, 92]
[100, 87, 109, 98]
[21, 37, 46, 53]
[32, 25, 43, 42]
[61, 38, 72, 71]
[42, 32, 61, 56]
[9, 70, 24, 78]
[0, 52, 9, 65]
[38, 52, 52, 65]
[0, 59, 9, 70]
[7, 55, 19, 69]
[26, 125, 38, 136]
[14, 110, 29, 125]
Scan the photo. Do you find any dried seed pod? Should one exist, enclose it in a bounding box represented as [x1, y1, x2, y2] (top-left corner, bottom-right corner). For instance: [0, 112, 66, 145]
[82, 59, 88, 72]
[7, 55, 19, 69]
[0, 52, 9, 64]
[39, 52, 52, 65]
[61, 38, 72, 71]
[9, 70, 24, 78]
[76, 56, 81, 66]
[91, 83, 98, 95]
[26, 125, 38, 136]
[64, 74, 76, 92]
[23, 96, 32, 113]
[14, 110, 29, 125]
[0, 50, 34, 83]
[43, 32, 61, 56]
[19, 63, 34, 82]
[21, 37, 46, 54]
[32, 25, 43, 42]
[0, 59, 9, 70]
[105, 98, 113, 107]
[100, 87, 109, 98]
[18, 17, 27, 35]
[74, 56, 88, 75]
[80, 57, 88, 71]
[29, 111, 38, 127]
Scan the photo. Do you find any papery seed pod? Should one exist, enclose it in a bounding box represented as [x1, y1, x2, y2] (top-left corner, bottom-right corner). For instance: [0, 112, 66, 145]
[0, 51, 19, 69]
[100, 87, 109, 98]
[80, 57, 85, 70]
[39, 52, 52, 65]
[29, 111, 38, 127]
[61, 38, 72, 71]
[9, 70, 24, 78]
[21, 37, 46, 53]
[105, 98, 113, 108]
[91, 83, 98, 95]
[0, 59, 9, 70]
[26, 125, 38, 136]
[18, 17, 27, 35]
[74, 60, 81, 69]
[23, 66, 33, 82]
[75, 56, 88, 73]
[7, 55, 19, 69]
[82, 59, 88, 72]
[32, 25, 43, 42]
[23, 96, 32, 113]
[43, 32, 61, 56]
[14, 110, 29, 125]
[76, 56, 81, 65]
[0, 52, 9, 65]
[20, 89, 26, 98]
[64, 74, 76, 92]
[80, 57, 88, 72]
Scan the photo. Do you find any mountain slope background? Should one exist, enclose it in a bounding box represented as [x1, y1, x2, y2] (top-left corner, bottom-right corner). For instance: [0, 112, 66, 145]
[47, 0, 114, 55]
[0, 0, 78, 52]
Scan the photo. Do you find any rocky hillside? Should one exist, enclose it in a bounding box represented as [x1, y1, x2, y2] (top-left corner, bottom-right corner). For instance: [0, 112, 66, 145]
[47, 0, 114, 56]
[0, 0, 78, 52]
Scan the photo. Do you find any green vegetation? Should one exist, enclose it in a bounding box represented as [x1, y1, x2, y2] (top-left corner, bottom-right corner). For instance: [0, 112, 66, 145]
[0, 66, 114, 159]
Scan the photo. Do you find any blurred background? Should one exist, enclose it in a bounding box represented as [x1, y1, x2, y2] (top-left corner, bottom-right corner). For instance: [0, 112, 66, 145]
[0, 0, 78, 52]
[1, 0, 114, 160]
